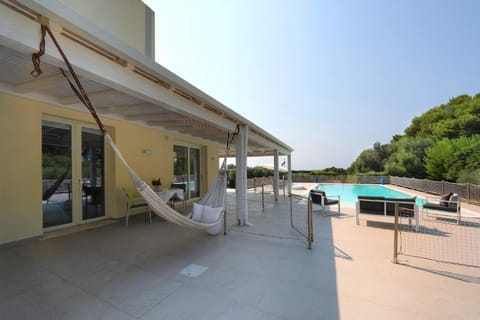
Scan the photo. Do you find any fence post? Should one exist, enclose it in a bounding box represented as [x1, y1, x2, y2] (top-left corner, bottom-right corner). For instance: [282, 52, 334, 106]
[393, 203, 399, 264]
[467, 183, 471, 203]
[308, 198, 313, 250]
[261, 184, 265, 211]
[224, 206, 227, 235]
[289, 192, 293, 227]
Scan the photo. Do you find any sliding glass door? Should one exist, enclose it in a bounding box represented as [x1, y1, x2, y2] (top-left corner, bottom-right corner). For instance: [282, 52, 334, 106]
[173, 145, 201, 199]
[42, 121, 73, 228]
[42, 119, 105, 229]
[189, 148, 200, 198]
[81, 127, 105, 220]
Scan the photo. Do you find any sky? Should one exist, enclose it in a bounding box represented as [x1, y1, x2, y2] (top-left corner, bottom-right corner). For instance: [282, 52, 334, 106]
[143, 0, 480, 170]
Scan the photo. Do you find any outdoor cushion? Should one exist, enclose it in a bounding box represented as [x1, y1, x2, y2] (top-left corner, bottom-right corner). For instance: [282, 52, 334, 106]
[449, 193, 460, 209]
[192, 203, 204, 222]
[385, 197, 416, 217]
[423, 202, 457, 212]
[310, 190, 339, 205]
[201, 206, 223, 235]
[439, 192, 453, 207]
[206, 221, 222, 235]
[358, 196, 415, 216]
[358, 196, 385, 214]
[309, 191, 324, 204]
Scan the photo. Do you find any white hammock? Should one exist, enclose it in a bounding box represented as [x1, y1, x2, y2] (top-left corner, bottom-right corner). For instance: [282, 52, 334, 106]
[105, 134, 227, 232]
[29, 25, 229, 234]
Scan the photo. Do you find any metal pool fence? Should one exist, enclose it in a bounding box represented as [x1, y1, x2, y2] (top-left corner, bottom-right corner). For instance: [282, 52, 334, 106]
[393, 205, 480, 267]
[290, 175, 480, 204]
[389, 176, 480, 204]
[226, 188, 314, 249]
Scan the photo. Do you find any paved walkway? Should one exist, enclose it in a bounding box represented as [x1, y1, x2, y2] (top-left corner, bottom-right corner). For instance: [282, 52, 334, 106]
[0, 190, 479, 319]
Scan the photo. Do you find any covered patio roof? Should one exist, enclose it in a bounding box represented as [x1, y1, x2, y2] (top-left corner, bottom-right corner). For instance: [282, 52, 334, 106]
[0, 0, 293, 157]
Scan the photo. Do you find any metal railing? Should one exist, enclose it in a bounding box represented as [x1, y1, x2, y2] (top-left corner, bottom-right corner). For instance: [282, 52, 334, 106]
[393, 203, 480, 267]
[291, 174, 480, 204]
[390, 176, 480, 204]
[247, 176, 274, 189]
[289, 193, 314, 249]
[292, 175, 389, 184]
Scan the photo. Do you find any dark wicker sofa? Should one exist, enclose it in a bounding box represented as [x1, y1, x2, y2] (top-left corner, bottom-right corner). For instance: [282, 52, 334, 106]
[355, 195, 419, 230]
[357, 195, 416, 216]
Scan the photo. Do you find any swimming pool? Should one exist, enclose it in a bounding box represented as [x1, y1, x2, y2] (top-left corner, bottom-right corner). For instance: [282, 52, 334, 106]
[313, 183, 424, 207]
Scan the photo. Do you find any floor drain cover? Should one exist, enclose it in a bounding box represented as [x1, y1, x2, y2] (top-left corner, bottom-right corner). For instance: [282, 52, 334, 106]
[180, 264, 208, 278]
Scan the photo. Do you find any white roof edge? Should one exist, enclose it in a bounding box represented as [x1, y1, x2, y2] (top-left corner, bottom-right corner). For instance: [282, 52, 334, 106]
[19, 0, 294, 154]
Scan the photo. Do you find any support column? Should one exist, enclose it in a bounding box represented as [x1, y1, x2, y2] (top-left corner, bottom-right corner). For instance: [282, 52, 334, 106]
[273, 150, 279, 201]
[287, 154, 292, 195]
[235, 125, 249, 226]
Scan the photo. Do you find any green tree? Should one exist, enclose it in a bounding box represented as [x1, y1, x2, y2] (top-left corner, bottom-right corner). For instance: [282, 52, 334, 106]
[457, 169, 480, 184]
[424, 139, 454, 180]
[383, 137, 433, 178]
[404, 94, 479, 140]
[351, 93, 480, 182]
[349, 142, 388, 173]
[424, 135, 480, 181]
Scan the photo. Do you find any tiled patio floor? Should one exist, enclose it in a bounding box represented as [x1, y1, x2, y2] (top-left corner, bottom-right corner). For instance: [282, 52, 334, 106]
[1, 191, 479, 319]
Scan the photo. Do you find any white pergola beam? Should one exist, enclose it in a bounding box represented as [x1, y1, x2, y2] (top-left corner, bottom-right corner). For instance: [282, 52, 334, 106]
[0, 7, 294, 157]
[46, 33, 237, 132]
[146, 120, 192, 127]
[124, 113, 181, 121]
[0, 10, 237, 133]
[249, 130, 291, 156]
[14, 73, 65, 93]
[59, 89, 118, 105]
[96, 103, 158, 114]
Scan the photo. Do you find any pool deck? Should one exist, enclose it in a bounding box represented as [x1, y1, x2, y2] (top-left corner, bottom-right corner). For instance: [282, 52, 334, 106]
[0, 185, 479, 319]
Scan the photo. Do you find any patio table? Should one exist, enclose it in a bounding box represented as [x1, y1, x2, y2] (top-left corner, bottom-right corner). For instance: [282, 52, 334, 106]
[156, 188, 186, 213]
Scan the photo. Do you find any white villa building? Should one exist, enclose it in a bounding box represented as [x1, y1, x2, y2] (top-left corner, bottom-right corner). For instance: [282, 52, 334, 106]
[0, 0, 293, 245]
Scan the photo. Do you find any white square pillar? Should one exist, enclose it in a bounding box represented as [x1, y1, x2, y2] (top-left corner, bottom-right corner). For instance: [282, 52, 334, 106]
[273, 150, 279, 201]
[235, 125, 249, 225]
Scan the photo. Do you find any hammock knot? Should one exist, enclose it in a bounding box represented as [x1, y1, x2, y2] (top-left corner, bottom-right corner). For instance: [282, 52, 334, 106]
[30, 25, 47, 78]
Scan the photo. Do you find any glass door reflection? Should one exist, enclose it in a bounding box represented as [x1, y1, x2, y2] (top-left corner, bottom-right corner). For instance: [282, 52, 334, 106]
[81, 127, 105, 220]
[42, 121, 73, 228]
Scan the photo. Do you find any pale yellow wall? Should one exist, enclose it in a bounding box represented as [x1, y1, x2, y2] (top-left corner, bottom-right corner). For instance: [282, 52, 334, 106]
[0, 95, 43, 244]
[0, 93, 219, 245]
[58, 0, 152, 56]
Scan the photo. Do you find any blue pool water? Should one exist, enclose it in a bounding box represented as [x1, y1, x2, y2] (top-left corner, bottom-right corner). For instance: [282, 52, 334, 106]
[313, 183, 425, 206]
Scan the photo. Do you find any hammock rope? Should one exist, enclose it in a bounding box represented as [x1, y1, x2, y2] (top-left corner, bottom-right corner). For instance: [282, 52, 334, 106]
[31, 24, 237, 231]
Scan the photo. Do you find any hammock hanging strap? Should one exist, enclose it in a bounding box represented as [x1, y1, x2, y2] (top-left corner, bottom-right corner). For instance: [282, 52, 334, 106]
[31, 24, 107, 135]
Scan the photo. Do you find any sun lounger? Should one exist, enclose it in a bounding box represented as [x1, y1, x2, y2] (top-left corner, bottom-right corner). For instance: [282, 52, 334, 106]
[422, 192, 461, 223]
[310, 190, 340, 215]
